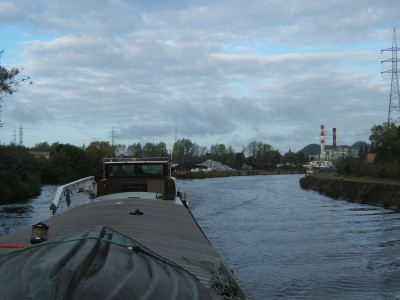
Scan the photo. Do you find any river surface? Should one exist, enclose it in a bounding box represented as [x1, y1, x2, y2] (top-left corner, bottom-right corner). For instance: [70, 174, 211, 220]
[2, 174, 400, 299]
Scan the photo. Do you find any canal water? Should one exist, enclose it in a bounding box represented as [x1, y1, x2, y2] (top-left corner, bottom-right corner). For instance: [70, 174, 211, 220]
[2, 174, 400, 299]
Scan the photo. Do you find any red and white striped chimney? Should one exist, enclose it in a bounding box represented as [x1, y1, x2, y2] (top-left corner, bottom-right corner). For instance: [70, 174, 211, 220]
[320, 125, 325, 158]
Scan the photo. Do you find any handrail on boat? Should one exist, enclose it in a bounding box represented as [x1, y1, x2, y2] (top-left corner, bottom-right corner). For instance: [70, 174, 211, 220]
[50, 176, 96, 215]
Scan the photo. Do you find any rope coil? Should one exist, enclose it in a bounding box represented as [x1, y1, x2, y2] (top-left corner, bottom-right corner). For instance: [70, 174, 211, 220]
[182, 257, 240, 300]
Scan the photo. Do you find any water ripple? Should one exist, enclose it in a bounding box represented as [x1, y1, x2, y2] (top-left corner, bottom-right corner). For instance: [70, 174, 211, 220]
[3, 176, 400, 300]
[179, 175, 400, 300]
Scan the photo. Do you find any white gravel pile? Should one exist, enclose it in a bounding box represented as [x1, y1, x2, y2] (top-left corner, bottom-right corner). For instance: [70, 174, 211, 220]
[197, 160, 235, 172]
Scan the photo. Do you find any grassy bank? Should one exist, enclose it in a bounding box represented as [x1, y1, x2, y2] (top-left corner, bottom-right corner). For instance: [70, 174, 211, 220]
[299, 171, 400, 211]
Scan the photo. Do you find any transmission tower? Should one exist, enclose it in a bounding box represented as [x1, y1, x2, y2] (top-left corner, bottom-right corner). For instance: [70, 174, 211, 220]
[381, 27, 400, 125]
[13, 127, 16, 144]
[110, 127, 116, 146]
[19, 124, 23, 145]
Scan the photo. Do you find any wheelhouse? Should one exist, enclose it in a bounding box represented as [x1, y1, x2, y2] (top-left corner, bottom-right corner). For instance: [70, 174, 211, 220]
[97, 157, 176, 198]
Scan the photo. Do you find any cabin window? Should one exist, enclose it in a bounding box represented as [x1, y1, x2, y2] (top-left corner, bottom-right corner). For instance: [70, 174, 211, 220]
[108, 164, 133, 177]
[141, 164, 165, 176]
[106, 163, 166, 177]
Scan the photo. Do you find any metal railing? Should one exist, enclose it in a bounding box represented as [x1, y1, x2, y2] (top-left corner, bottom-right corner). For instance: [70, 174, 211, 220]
[50, 176, 96, 215]
[103, 156, 169, 162]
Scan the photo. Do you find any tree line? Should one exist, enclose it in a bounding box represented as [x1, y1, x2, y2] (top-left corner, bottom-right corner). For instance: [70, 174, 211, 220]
[2, 121, 399, 202]
[0, 139, 306, 202]
[337, 122, 400, 179]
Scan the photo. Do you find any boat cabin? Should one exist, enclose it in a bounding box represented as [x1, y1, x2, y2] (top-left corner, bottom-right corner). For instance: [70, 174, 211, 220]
[97, 157, 177, 199]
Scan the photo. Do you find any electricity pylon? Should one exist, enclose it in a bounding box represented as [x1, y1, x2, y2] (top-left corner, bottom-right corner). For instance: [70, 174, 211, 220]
[381, 28, 400, 125]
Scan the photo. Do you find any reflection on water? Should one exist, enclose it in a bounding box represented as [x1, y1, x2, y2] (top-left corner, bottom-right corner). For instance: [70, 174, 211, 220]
[0, 205, 33, 215]
[0, 185, 90, 236]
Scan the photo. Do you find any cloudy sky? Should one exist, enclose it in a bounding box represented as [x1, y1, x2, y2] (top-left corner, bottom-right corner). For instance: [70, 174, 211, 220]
[0, 0, 399, 153]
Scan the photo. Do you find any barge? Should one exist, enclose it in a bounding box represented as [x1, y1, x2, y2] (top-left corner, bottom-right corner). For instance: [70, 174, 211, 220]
[0, 157, 250, 300]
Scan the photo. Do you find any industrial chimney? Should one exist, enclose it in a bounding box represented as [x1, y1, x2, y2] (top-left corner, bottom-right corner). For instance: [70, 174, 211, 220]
[333, 128, 337, 153]
[320, 125, 325, 159]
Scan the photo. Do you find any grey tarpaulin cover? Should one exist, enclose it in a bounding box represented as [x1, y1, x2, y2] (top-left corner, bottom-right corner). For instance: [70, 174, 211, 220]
[0, 226, 212, 300]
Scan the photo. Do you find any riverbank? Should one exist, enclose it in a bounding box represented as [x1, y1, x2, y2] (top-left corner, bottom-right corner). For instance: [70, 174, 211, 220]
[299, 172, 400, 211]
[0, 171, 41, 204]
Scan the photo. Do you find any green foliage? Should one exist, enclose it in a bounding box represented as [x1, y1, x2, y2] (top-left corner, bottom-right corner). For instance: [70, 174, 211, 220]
[41, 143, 89, 184]
[173, 138, 204, 162]
[358, 142, 368, 161]
[0, 50, 32, 127]
[0, 51, 22, 96]
[280, 149, 307, 165]
[84, 141, 115, 180]
[337, 158, 400, 179]
[126, 143, 142, 156]
[142, 142, 168, 157]
[209, 144, 236, 165]
[32, 142, 51, 152]
[114, 144, 127, 156]
[369, 123, 400, 164]
[236, 152, 246, 165]
[336, 123, 400, 180]
[244, 140, 281, 165]
[337, 158, 366, 176]
[0, 136, 322, 203]
[0, 145, 41, 202]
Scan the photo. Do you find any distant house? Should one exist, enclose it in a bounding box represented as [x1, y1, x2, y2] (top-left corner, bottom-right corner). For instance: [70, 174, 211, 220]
[29, 151, 50, 159]
[243, 158, 255, 170]
[366, 153, 376, 163]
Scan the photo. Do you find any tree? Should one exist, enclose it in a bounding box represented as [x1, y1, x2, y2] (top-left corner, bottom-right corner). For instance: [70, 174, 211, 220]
[32, 142, 51, 152]
[127, 143, 142, 157]
[172, 138, 198, 163]
[369, 122, 400, 163]
[245, 141, 258, 158]
[42, 143, 88, 184]
[235, 152, 246, 169]
[244, 141, 278, 164]
[142, 142, 168, 157]
[196, 145, 208, 158]
[114, 144, 127, 156]
[0, 145, 41, 202]
[225, 145, 237, 165]
[210, 143, 228, 161]
[209, 143, 236, 165]
[283, 149, 296, 164]
[85, 141, 115, 180]
[282, 149, 306, 165]
[0, 50, 32, 126]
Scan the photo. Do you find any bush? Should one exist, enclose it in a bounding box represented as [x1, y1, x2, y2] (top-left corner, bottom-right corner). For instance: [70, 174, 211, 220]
[0, 145, 41, 203]
[337, 157, 400, 180]
[0, 170, 40, 203]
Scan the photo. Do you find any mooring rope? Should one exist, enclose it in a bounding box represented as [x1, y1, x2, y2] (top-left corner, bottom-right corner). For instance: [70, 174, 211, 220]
[0, 236, 141, 257]
[182, 257, 241, 300]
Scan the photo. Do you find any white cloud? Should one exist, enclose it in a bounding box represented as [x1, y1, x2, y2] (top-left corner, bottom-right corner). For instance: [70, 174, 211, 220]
[0, 0, 399, 152]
